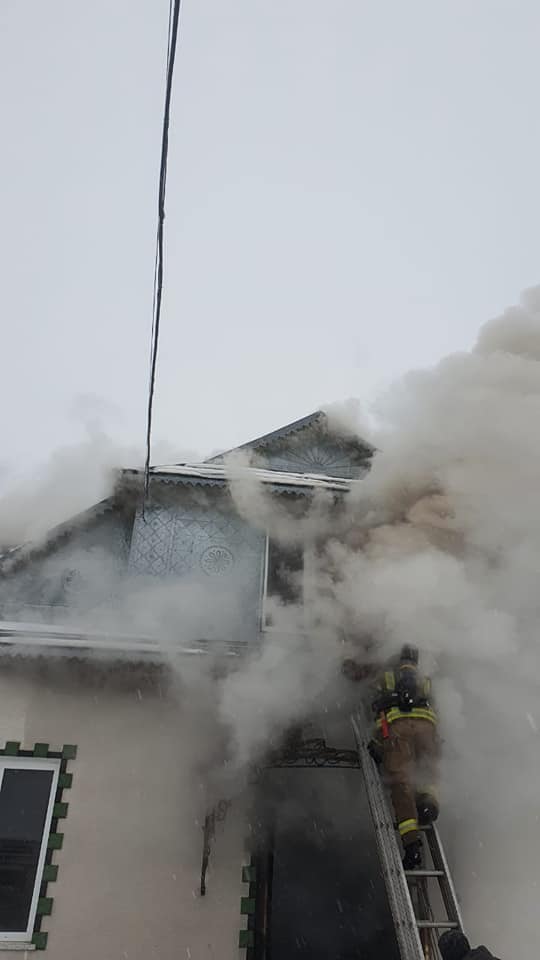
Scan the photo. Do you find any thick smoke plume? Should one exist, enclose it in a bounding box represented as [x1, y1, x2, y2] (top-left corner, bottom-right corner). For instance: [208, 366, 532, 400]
[0, 413, 195, 549]
[219, 286, 540, 958]
[3, 290, 540, 955]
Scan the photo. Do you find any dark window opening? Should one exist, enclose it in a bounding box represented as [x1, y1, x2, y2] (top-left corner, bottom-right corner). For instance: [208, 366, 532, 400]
[265, 541, 304, 627]
[0, 767, 55, 936]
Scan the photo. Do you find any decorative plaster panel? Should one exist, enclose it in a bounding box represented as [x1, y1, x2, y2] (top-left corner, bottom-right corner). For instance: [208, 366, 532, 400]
[128, 502, 265, 641]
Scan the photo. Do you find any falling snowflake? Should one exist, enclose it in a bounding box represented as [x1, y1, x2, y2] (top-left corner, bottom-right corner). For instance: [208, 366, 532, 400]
[527, 712, 538, 732]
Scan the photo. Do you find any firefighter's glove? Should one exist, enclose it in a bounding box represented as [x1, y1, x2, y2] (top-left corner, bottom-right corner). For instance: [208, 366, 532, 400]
[368, 739, 383, 766]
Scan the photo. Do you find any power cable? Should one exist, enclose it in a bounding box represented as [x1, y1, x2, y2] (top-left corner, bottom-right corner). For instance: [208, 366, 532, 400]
[143, 0, 182, 516]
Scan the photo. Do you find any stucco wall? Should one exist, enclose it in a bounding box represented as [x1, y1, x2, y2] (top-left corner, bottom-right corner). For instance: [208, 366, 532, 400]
[0, 660, 246, 960]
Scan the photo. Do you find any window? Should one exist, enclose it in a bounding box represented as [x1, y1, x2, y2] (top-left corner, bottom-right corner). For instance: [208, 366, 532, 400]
[0, 757, 60, 945]
[262, 538, 304, 629]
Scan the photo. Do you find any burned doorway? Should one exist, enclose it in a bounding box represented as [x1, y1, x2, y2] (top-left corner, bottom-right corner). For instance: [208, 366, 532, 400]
[251, 765, 400, 960]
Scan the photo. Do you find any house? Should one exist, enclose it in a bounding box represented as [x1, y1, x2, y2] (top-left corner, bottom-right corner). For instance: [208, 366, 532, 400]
[0, 412, 398, 960]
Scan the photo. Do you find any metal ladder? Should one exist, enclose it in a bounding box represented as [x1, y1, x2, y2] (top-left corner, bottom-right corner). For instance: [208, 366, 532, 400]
[351, 714, 465, 960]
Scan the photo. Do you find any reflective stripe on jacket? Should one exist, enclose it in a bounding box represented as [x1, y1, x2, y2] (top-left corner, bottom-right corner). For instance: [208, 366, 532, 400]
[374, 665, 437, 727]
[375, 705, 438, 727]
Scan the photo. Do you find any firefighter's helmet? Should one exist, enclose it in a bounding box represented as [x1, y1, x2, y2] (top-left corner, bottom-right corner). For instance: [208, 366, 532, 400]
[399, 644, 419, 665]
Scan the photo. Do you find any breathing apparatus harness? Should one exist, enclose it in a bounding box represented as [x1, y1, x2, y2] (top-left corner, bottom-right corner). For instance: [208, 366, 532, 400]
[372, 650, 434, 724]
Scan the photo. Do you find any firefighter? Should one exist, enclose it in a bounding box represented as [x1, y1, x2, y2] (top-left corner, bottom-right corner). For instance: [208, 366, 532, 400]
[368, 644, 440, 870]
[438, 931, 502, 960]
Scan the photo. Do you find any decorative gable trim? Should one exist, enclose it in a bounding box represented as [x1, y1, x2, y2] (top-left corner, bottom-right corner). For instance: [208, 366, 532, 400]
[205, 410, 372, 477]
[210, 411, 326, 462]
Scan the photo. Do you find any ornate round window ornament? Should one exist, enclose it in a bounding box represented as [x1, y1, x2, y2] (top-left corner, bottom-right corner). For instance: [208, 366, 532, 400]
[200, 545, 235, 576]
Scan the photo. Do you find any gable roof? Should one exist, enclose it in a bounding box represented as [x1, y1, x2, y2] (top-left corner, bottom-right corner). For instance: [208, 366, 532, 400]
[0, 497, 118, 575]
[1, 462, 351, 579]
[1, 411, 370, 576]
[206, 409, 371, 462]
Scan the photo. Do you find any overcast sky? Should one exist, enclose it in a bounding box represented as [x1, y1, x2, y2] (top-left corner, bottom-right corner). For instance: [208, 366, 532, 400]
[2, 1, 540, 473]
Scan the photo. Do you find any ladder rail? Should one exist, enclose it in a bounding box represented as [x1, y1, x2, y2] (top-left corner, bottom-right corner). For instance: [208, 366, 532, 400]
[352, 714, 425, 960]
[352, 712, 466, 960]
[416, 878, 436, 960]
[425, 824, 465, 931]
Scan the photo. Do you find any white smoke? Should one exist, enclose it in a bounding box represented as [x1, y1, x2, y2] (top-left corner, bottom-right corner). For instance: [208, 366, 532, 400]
[3, 289, 540, 954]
[216, 286, 540, 957]
[0, 396, 197, 550]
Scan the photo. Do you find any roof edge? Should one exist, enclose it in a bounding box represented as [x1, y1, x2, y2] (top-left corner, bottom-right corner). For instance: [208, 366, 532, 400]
[0, 620, 247, 661]
[122, 463, 352, 495]
[205, 410, 326, 462]
[0, 496, 118, 576]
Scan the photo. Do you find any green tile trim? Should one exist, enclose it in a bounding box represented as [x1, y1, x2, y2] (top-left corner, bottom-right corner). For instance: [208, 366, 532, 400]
[37, 897, 53, 917]
[242, 864, 256, 883]
[240, 897, 255, 915]
[32, 932, 48, 950]
[42, 864, 58, 883]
[0, 738, 77, 947]
[239, 930, 254, 949]
[47, 833, 64, 851]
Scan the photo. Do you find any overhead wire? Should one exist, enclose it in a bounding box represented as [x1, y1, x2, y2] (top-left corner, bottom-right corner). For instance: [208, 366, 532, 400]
[143, 0, 183, 516]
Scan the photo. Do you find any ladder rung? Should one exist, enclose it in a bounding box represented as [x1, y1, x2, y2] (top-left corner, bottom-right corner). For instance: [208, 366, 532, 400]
[405, 870, 445, 878]
[417, 921, 459, 930]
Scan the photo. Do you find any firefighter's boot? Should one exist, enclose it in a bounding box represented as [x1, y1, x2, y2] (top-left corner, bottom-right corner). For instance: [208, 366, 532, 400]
[402, 840, 423, 870]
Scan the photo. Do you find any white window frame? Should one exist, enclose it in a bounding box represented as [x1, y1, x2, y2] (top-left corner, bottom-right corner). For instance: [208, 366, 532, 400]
[261, 535, 308, 633]
[0, 757, 61, 944]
